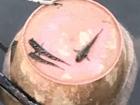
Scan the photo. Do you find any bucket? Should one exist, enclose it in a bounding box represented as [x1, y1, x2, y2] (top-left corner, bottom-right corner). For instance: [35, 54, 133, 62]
[0, 0, 138, 105]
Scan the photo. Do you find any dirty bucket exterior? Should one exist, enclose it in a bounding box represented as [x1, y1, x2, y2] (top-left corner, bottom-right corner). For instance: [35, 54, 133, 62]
[0, 0, 138, 105]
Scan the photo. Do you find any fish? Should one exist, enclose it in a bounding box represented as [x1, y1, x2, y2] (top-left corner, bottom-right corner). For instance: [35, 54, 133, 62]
[10, 40, 18, 63]
[28, 38, 70, 66]
[75, 28, 103, 62]
[28, 52, 65, 71]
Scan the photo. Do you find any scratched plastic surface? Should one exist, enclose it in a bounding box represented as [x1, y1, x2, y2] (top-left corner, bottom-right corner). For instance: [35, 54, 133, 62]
[0, 0, 140, 105]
